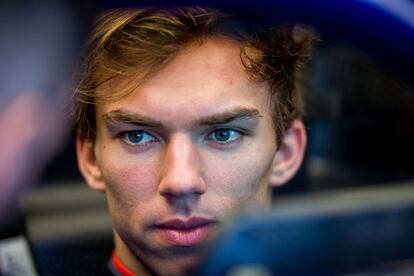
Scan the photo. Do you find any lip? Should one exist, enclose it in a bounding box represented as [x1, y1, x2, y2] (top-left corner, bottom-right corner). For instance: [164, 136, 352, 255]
[154, 218, 217, 247]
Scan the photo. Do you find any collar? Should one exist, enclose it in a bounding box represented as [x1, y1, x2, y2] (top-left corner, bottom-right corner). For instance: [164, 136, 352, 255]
[111, 250, 137, 276]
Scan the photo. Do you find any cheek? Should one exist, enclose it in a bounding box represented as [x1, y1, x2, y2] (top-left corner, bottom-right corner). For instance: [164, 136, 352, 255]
[204, 143, 275, 203]
[103, 160, 154, 199]
[97, 146, 161, 220]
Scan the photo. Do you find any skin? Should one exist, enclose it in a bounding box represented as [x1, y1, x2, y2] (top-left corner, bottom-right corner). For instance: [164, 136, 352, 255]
[77, 38, 306, 276]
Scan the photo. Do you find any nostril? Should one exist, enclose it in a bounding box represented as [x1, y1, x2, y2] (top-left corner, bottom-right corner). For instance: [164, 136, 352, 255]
[160, 187, 204, 198]
[162, 191, 202, 214]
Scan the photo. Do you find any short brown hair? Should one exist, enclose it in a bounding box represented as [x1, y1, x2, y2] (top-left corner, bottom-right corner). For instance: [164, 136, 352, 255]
[73, 6, 314, 146]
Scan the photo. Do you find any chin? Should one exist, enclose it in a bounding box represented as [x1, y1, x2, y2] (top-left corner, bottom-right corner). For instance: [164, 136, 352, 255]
[154, 254, 202, 276]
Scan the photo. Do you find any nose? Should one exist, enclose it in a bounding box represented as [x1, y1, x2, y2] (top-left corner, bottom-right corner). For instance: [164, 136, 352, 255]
[158, 134, 206, 200]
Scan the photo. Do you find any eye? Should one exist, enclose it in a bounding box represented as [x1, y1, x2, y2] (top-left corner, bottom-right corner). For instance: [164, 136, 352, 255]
[121, 130, 157, 145]
[207, 128, 242, 143]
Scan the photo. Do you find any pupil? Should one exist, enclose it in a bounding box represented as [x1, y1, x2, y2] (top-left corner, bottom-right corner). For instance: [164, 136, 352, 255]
[215, 130, 230, 141]
[128, 131, 143, 143]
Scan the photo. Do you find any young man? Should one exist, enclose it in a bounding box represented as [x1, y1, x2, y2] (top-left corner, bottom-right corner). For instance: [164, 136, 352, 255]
[74, 7, 313, 276]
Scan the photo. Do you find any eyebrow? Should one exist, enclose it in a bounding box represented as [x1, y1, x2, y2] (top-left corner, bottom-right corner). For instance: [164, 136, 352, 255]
[102, 107, 262, 128]
[198, 107, 262, 125]
[103, 110, 162, 128]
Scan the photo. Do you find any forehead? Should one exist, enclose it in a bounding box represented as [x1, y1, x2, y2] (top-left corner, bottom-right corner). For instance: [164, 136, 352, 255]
[96, 38, 271, 126]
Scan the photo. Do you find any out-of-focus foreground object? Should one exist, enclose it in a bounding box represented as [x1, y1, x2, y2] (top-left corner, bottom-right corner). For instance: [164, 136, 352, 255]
[198, 181, 414, 275]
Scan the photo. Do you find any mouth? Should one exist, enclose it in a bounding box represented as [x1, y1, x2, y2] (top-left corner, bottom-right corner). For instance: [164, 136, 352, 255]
[154, 217, 217, 247]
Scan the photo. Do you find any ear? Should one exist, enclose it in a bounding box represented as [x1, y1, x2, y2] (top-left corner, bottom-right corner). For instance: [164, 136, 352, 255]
[269, 120, 307, 187]
[76, 131, 106, 193]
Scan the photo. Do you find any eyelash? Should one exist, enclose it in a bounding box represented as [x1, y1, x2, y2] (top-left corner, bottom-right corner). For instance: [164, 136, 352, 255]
[119, 128, 245, 147]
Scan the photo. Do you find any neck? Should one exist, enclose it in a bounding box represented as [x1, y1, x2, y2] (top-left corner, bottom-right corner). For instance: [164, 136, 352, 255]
[114, 232, 155, 276]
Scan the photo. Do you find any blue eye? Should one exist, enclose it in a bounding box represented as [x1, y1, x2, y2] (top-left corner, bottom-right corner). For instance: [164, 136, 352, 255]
[207, 129, 241, 143]
[122, 130, 156, 145]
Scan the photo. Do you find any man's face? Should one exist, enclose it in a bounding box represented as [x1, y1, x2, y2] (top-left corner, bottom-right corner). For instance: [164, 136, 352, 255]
[78, 38, 304, 275]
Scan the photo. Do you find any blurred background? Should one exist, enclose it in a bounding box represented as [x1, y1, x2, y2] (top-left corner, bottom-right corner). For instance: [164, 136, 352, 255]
[1, 0, 413, 275]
